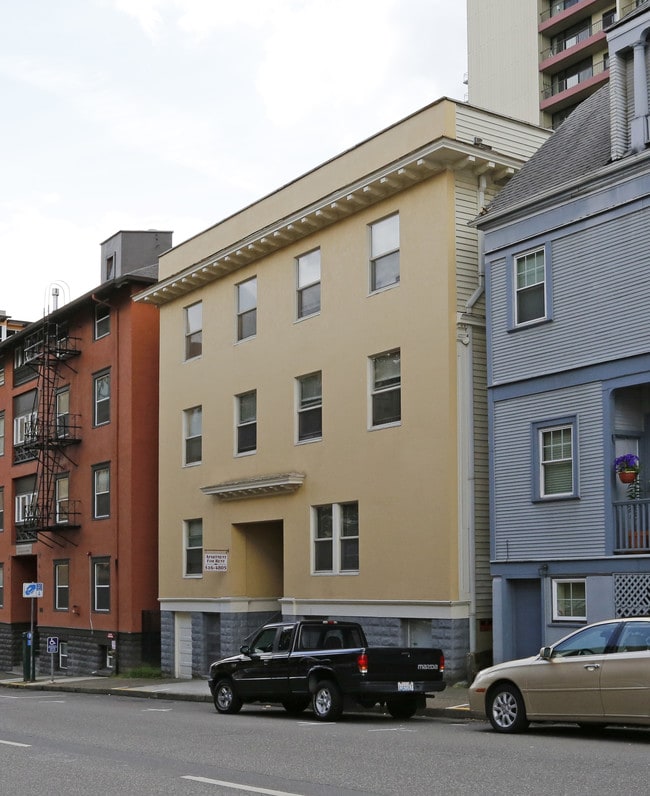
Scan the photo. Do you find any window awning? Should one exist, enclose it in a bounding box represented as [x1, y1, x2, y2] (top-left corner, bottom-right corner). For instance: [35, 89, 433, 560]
[201, 472, 305, 501]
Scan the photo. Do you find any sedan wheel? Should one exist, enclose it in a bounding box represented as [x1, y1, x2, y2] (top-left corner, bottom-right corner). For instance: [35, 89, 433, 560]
[487, 684, 529, 733]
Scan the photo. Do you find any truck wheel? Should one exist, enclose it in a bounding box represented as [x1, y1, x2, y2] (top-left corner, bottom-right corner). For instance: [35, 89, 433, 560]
[386, 696, 418, 720]
[213, 678, 243, 714]
[312, 680, 343, 721]
[281, 697, 310, 716]
[487, 683, 529, 733]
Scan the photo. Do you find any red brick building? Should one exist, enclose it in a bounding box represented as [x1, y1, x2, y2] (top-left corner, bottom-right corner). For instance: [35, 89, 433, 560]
[0, 231, 169, 675]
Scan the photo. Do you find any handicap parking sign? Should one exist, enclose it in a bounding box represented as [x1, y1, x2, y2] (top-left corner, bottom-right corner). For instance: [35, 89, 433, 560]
[47, 637, 59, 654]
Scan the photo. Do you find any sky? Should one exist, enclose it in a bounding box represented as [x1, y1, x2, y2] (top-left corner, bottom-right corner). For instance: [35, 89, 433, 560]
[1, 0, 467, 322]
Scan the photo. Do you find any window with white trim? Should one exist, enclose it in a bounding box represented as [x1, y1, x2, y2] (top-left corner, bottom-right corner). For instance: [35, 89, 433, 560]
[237, 277, 257, 341]
[93, 465, 110, 519]
[0, 487, 4, 531]
[515, 248, 546, 325]
[93, 371, 110, 426]
[297, 372, 322, 442]
[15, 491, 37, 524]
[313, 501, 359, 574]
[370, 349, 401, 427]
[56, 389, 70, 439]
[0, 564, 3, 607]
[539, 423, 574, 497]
[59, 641, 68, 670]
[297, 249, 321, 318]
[92, 558, 110, 612]
[370, 214, 399, 292]
[55, 561, 69, 610]
[184, 301, 202, 360]
[55, 475, 69, 524]
[236, 391, 257, 454]
[184, 518, 203, 576]
[552, 579, 586, 621]
[14, 411, 37, 446]
[0, 410, 4, 455]
[183, 406, 202, 465]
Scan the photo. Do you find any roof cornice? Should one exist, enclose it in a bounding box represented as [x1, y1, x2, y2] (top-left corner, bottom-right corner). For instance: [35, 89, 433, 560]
[135, 138, 524, 307]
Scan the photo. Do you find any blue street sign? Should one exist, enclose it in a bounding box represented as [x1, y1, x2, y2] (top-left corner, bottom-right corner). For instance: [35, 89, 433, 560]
[47, 637, 59, 654]
[22, 582, 44, 598]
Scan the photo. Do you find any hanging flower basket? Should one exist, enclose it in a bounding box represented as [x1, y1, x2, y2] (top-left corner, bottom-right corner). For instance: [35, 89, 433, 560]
[618, 470, 638, 484]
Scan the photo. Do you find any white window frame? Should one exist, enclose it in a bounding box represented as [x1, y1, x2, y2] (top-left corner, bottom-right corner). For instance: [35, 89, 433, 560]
[236, 391, 257, 455]
[93, 372, 110, 426]
[93, 465, 110, 519]
[0, 486, 4, 531]
[14, 411, 37, 445]
[537, 422, 575, 498]
[236, 277, 257, 341]
[92, 558, 110, 612]
[59, 641, 68, 670]
[55, 561, 70, 611]
[312, 501, 359, 575]
[55, 475, 69, 524]
[15, 491, 37, 524]
[184, 518, 203, 577]
[296, 249, 321, 319]
[552, 579, 586, 621]
[0, 563, 3, 607]
[296, 372, 322, 443]
[183, 406, 203, 466]
[56, 389, 70, 439]
[369, 349, 401, 429]
[514, 247, 547, 326]
[0, 410, 4, 455]
[369, 214, 400, 293]
[184, 301, 202, 361]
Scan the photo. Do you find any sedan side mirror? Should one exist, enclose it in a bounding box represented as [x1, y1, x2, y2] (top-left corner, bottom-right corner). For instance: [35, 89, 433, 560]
[539, 646, 553, 660]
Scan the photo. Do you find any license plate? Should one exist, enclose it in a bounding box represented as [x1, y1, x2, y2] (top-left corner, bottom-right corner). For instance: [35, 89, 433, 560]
[397, 681, 414, 692]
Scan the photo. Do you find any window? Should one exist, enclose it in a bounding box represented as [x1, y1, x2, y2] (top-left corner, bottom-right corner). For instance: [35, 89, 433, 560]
[297, 249, 321, 318]
[185, 518, 203, 576]
[514, 248, 546, 325]
[93, 465, 110, 518]
[236, 392, 257, 454]
[55, 475, 69, 524]
[183, 406, 202, 465]
[552, 579, 586, 621]
[370, 349, 401, 427]
[0, 564, 3, 607]
[537, 423, 574, 498]
[0, 410, 4, 455]
[55, 561, 70, 610]
[0, 487, 3, 531]
[59, 641, 68, 670]
[184, 301, 202, 360]
[313, 501, 359, 574]
[297, 372, 322, 442]
[370, 214, 399, 292]
[0, 365, 4, 386]
[92, 558, 110, 612]
[237, 277, 257, 341]
[93, 372, 110, 426]
[56, 389, 70, 438]
[14, 411, 37, 446]
[94, 303, 110, 339]
[15, 491, 37, 524]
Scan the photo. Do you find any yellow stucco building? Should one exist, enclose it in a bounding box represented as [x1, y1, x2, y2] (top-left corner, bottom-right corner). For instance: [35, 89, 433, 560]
[136, 98, 549, 680]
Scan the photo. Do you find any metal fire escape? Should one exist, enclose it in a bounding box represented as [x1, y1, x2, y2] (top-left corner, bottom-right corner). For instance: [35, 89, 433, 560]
[19, 321, 82, 546]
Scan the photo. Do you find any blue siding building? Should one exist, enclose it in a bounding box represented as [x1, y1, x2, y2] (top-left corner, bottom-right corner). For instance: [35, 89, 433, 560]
[477, 5, 650, 663]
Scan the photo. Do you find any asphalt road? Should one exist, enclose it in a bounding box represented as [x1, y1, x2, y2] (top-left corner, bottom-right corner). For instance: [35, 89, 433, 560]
[1, 686, 648, 795]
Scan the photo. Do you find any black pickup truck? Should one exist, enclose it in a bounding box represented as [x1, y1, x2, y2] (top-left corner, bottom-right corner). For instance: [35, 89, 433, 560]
[208, 619, 445, 721]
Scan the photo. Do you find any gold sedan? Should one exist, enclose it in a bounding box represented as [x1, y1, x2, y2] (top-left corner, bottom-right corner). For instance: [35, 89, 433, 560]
[469, 618, 650, 732]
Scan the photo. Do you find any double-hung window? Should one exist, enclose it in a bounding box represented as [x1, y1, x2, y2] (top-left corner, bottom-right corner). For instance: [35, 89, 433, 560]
[55, 561, 70, 610]
[55, 475, 69, 524]
[15, 491, 37, 524]
[370, 349, 401, 427]
[370, 214, 399, 292]
[93, 464, 110, 518]
[92, 558, 110, 612]
[297, 372, 322, 442]
[236, 391, 257, 454]
[533, 419, 576, 499]
[56, 389, 70, 439]
[0, 487, 4, 531]
[93, 371, 110, 426]
[514, 248, 547, 325]
[185, 518, 203, 576]
[183, 406, 202, 465]
[0, 564, 3, 607]
[0, 410, 4, 455]
[14, 411, 37, 446]
[94, 303, 110, 339]
[184, 301, 202, 360]
[552, 579, 586, 621]
[297, 249, 321, 318]
[237, 277, 257, 341]
[313, 501, 359, 574]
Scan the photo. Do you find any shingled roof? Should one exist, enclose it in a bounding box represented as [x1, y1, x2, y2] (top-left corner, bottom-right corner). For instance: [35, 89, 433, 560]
[479, 84, 612, 222]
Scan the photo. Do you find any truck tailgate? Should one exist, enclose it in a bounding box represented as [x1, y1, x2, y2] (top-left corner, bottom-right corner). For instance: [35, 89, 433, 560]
[365, 648, 444, 685]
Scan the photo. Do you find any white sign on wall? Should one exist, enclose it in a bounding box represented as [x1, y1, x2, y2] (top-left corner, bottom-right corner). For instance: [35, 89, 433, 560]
[204, 550, 228, 572]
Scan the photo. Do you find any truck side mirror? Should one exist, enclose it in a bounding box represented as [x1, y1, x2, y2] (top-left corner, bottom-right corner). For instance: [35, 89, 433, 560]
[240, 645, 251, 657]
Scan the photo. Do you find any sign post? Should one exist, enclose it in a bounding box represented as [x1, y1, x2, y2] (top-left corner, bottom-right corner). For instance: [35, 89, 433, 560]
[47, 636, 59, 682]
[23, 582, 44, 682]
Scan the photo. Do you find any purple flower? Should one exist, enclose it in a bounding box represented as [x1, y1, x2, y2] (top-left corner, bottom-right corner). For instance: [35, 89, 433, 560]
[615, 453, 640, 472]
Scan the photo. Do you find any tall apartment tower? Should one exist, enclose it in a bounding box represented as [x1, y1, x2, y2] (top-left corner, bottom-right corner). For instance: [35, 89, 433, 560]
[467, 0, 645, 128]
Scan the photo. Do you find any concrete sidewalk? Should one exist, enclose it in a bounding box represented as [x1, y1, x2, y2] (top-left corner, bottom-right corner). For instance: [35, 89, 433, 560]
[0, 671, 474, 719]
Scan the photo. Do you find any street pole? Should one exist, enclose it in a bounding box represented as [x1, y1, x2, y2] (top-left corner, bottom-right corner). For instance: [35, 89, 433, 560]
[30, 595, 35, 682]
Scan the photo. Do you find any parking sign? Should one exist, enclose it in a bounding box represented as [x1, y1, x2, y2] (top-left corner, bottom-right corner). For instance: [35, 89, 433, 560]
[47, 637, 59, 654]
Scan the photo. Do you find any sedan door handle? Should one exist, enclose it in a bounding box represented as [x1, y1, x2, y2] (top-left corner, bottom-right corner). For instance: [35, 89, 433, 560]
[583, 664, 600, 671]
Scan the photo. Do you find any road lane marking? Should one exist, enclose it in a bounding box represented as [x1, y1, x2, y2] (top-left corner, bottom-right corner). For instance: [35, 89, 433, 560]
[143, 708, 172, 712]
[182, 776, 306, 795]
[0, 739, 31, 747]
[368, 727, 415, 733]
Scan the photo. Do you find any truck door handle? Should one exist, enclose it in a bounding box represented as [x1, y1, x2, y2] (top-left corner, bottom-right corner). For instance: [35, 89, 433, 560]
[583, 664, 600, 671]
